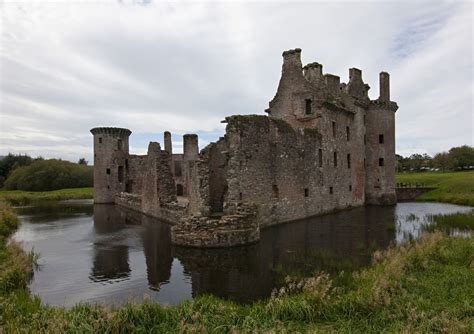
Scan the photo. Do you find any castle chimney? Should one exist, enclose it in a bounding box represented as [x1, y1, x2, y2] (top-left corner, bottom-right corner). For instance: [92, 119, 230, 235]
[303, 62, 323, 83]
[164, 131, 172, 155]
[347, 68, 366, 97]
[147, 141, 161, 155]
[183, 134, 199, 161]
[324, 74, 340, 95]
[379, 72, 390, 101]
[349, 68, 362, 82]
[282, 48, 302, 74]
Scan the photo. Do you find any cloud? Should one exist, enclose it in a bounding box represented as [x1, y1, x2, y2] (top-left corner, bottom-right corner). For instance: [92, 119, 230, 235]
[0, 0, 472, 162]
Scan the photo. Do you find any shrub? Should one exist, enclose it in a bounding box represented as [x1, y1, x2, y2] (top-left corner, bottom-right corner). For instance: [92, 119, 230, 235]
[4, 159, 93, 191]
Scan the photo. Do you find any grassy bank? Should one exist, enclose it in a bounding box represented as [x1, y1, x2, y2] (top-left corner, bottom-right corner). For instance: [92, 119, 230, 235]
[396, 171, 474, 206]
[1, 202, 473, 332]
[0, 187, 93, 206]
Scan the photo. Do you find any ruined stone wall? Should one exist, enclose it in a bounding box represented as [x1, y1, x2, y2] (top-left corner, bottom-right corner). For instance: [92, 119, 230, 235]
[314, 106, 365, 213]
[207, 139, 229, 213]
[188, 115, 366, 228]
[171, 154, 184, 196]
[126, 155, 146, 195]
[141, 142, 177, 218]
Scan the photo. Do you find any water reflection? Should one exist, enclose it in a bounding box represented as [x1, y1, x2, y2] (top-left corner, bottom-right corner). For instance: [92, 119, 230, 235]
[176, 206, 396, 302]
[12, 200, 472, 307]
[90, 205, 131, 282]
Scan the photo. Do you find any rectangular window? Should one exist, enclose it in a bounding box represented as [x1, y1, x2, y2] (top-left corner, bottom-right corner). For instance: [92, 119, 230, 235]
[334, 151, 338, 167]
[347, 153, 351, 168]
[346, 126, 350, 141]
[106, 168, 110, 175]
[304, 188, 309, 197]
[329, 187, 333, 195]
[379, 134, 384, 144]
[364, 135, 366, 145]
[99, 137, 102, 144]
[305, 99, 312, 115]
[318, 149, 323, 167]
[379, 158, 385, 167]
[117, 139, 123, 150]
[118, 166, 124, 182]
[349, 185, 352, 192]
[332, 121, 336, 137]
[272, 185, 279, 199]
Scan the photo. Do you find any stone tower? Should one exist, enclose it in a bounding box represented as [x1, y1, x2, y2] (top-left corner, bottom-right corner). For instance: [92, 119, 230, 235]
[90, 127, 132, 203]
[364, 72, 398, 205]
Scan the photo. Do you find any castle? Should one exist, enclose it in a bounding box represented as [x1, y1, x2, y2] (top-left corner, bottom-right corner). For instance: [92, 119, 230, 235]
[91, 48, 398, 247]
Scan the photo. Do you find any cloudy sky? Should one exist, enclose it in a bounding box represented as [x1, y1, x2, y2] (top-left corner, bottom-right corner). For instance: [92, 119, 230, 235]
[1, 0, 472, 163]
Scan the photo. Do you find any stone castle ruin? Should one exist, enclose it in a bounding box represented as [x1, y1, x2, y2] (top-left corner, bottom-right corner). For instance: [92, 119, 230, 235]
[91, 48, 398, 247]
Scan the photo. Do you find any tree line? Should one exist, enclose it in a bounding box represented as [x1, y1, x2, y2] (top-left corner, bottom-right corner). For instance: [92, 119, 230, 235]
[397, 145, 474, 172]
[0, 154, 92, 191]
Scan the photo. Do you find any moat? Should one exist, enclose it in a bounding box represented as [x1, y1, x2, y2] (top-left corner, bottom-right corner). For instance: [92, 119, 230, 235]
[12, 200, 472, 307]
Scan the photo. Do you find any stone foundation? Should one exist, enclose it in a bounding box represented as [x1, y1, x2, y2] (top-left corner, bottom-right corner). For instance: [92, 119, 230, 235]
[171, 206, 259, 248]
[115, 192, 142, 212]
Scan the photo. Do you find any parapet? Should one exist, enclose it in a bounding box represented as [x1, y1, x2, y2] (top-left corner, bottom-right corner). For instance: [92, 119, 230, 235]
[90, 127, 131, 137]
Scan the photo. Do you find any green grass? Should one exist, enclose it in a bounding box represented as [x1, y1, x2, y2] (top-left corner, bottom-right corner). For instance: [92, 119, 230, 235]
[0, 187, 93, 206]
[423, 211, 474, 233]
[1, 201, 473, 332]
[396, 171, 474, 206]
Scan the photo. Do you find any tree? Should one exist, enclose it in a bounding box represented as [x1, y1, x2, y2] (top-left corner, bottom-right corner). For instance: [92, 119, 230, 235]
[0, 153, 33, 188]
[4, 159, 93, 191]
[432, 152, 453, 171]
[78, 158, 88, 165]
[448, 145, 474, 169]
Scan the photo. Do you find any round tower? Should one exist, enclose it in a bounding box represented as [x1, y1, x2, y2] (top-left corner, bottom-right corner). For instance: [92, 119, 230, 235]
[90, 127, 131, 203]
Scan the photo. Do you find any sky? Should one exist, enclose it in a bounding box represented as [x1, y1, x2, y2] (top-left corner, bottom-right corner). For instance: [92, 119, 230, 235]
[0, 0, 473, 163]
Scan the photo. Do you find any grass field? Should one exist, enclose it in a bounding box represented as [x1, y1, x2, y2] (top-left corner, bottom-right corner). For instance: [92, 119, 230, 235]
[396, 171, 474, 206]
[1, 200, 473, 332]
[0, 187, 93, 206]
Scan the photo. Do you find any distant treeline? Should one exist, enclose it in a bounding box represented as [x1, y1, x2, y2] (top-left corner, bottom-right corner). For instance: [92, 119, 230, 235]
[0, 154, 92, 191]
[397, 145, 474, 172]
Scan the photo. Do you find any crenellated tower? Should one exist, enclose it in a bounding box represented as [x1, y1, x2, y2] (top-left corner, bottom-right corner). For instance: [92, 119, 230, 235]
[90, 127, 131, 203]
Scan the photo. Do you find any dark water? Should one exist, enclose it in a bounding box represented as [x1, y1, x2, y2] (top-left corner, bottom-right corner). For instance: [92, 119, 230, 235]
[12, 200, 472, 307]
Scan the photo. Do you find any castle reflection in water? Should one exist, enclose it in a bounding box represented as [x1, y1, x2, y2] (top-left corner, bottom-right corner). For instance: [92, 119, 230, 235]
[90, 204, 395, 303]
